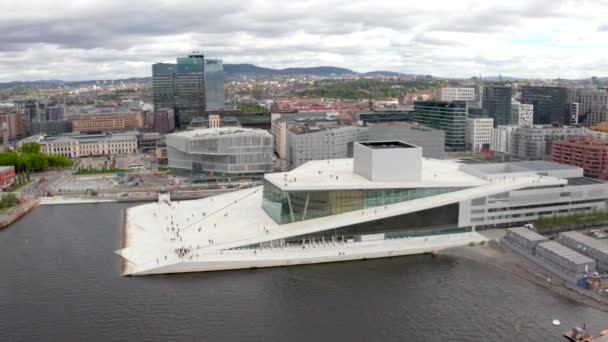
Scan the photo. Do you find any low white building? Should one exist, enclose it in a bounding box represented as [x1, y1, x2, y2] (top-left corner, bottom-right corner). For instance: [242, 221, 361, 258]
[26, 132, 138, 158]
[465, 117, 493, 151]
[438, 87, 476, 102]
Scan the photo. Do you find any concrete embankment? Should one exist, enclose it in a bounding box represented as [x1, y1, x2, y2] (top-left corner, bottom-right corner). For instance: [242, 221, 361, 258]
[0, 198, 40, 229]
[39, 189, 235, 205]
[443, 237, 608, 313]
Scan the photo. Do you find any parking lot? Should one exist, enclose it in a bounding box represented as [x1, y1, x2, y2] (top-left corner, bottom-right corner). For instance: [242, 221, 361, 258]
[56, 177, 118, 192]
[76, 153, 156, 172]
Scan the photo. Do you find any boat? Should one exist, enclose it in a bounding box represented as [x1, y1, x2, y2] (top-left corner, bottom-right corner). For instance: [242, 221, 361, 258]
[564, 326, 593, 342]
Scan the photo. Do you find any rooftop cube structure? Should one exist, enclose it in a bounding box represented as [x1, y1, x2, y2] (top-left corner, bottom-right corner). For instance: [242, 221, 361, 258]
[353, 141, 422, 182]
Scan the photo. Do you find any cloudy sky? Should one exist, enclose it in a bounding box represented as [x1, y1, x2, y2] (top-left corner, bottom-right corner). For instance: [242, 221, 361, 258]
[1, 0, 607, 81]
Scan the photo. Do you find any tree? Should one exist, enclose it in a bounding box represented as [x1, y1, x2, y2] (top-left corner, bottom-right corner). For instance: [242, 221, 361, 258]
[0, 193, 18, 209]
[237, 102, 268, 113]
[20, 142, 41, 154]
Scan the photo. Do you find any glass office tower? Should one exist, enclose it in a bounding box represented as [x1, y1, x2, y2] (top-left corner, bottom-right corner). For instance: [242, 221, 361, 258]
[152, 54, 225, 128]
[521, 86, 569, 125]
[482, 86, 512, 126]
[413, 101, 466, 151]
[204, 59, 225, 110]
[175, 55, 206, 127]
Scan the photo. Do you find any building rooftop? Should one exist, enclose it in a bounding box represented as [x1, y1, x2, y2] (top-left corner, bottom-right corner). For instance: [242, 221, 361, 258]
[288, 124, 357, 135]
[369, 122, 442, 133]
[266, 158, 494, 191]
[566, 177, 605, 186]
[170, 127, 271, 139]
[507, 227, 548, 242]
[460, 160, 581, 180]
[359, 141, 417, 149]
[32, 132, 139, 143]
[559, 231, 608, 253]
[538, 241, 595, 265]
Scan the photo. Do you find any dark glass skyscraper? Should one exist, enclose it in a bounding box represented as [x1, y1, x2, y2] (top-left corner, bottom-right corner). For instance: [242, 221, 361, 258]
[413, 101, 466, 151]
[482, 86, 512, 127]
[175, 55, 205, 126]
[204, 59, 225, 111]
[152, 63, 176, 114]
[521, 86, 569, 125]
[153, 54, 224, 128]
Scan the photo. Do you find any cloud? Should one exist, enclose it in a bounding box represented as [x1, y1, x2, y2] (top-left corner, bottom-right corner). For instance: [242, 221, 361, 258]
[0, 0, 608, 81]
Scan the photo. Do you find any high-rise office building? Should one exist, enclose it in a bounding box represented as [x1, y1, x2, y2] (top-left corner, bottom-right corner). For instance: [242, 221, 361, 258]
[152, 54, 225, 128]
[482, 86, 512, 127]
[152, 63, 176, 113]
[521, 86, 569, 125]
[204, 59, 225, 110]
[175, 54, 206, 126]
[413, 101, 466, 151]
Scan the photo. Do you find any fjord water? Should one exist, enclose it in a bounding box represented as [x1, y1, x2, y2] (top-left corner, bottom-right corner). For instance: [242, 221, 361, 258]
[1, 203, 607, 342]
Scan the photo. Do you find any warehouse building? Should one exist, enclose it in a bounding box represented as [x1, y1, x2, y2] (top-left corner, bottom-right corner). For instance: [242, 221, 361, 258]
[558, 231, 608, 272]
[504, 227, 548, 255]
[535, 241, 596, 282]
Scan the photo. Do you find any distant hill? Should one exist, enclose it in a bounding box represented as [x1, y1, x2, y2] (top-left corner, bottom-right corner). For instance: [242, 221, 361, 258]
[0, 64, 426, 87]
[360, 71, 407, 77]
[480, 76, 526, 81]
[224, 64, 355, 76]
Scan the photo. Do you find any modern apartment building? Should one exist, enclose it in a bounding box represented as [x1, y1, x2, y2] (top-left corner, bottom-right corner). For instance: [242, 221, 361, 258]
[166, 128, 273, 177]
[490, 125, 519, 154]
[511, 100, 534, 127]
[567, 88, 608, 126]
[521, 86, 569, 125]
[552, 136, 608, 180]
[0, 110, 23, 142]
[71, 111, 145, 133]
[465, 117, 494, 151]
[272, 117, 340, 160]
[286, 125, 368, 168]
[482, 86, 512, 127]
[413, 101, 466, 151]
[509, 125, 587, 160]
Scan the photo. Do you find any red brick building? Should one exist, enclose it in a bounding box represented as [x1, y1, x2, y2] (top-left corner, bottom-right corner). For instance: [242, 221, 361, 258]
[0, 166, 16, 190]
[552, 136, 608, 180]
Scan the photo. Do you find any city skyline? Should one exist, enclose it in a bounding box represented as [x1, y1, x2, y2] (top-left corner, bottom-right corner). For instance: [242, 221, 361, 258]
[2, 0, 608, 82]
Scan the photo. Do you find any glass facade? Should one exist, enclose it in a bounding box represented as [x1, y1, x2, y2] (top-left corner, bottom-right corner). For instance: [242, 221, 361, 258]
[204, 59, 225, 110]
[413, 101, 466, 151]
[262, 180, 467, 224]
[240, 203, 464, 249]
[166, 130, 273, 176]
[153, 55, 225, 128]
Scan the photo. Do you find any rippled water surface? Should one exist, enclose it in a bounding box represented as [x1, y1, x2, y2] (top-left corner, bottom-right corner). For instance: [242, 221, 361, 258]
[1, 203, 607, 341]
